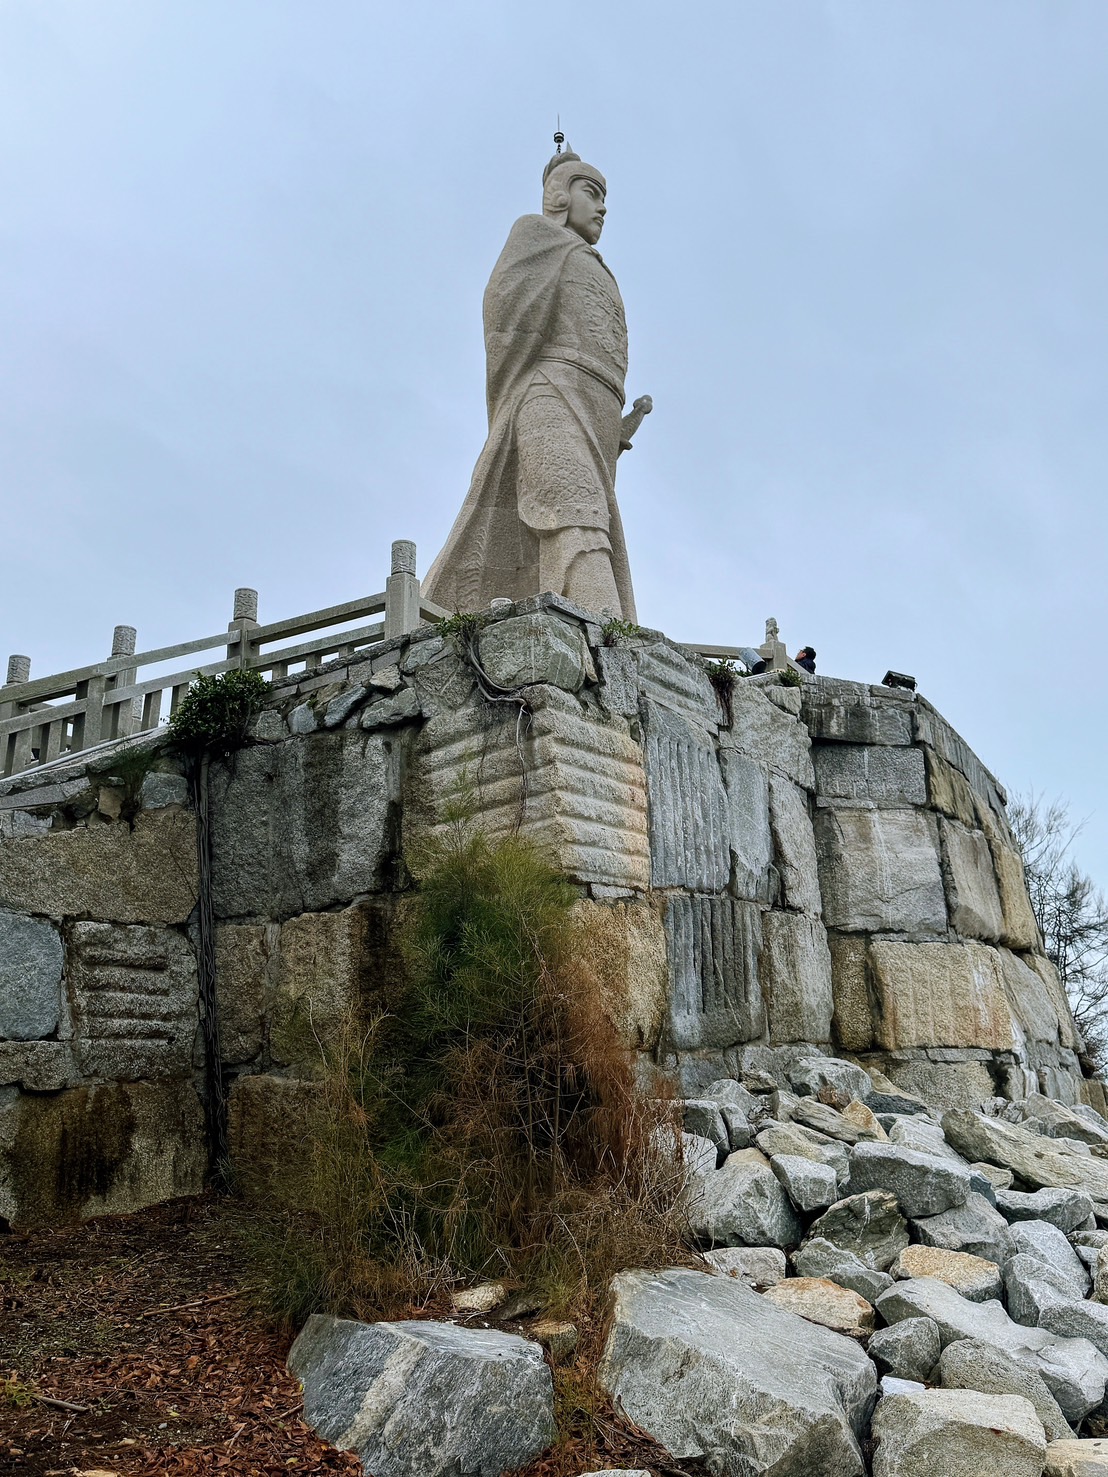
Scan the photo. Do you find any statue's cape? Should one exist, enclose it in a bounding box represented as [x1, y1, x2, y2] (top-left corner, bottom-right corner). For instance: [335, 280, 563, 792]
[423, 215, 609, 612]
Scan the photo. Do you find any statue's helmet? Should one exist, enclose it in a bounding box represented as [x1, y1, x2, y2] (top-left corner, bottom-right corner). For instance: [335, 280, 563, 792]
[542, 144, 606, 226]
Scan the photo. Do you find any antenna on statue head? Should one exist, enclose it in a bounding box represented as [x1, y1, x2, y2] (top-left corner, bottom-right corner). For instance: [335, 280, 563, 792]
[553, 116, 564, 154]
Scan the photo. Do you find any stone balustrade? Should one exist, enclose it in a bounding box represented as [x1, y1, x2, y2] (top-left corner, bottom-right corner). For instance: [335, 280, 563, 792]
[0, 541, 448, 780]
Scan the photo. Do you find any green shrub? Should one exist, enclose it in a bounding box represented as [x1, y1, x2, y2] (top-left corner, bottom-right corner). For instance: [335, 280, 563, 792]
[167, 668, 269, 755]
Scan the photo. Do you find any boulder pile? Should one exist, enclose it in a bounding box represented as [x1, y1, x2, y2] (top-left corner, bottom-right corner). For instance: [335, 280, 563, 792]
[290, 1054, 1108, 1475]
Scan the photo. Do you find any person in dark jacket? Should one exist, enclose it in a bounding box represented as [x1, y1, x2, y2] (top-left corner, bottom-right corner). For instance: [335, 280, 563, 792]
[795, 646, 817, 674]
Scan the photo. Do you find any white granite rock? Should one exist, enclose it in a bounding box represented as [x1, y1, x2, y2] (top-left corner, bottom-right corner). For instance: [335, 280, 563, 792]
[599, 1267, 877, 1476]
[771, 1152, 839, 1212]
[686, 1149, 803, 1248]
[871, 1388, 1046, 1477]
[1044, 1437, 1108, 1474]
[868, 1317, 941, 1383]
[938, 1336, 1073, 1442]
[848, 1141, 971, 1218]
[807, 1191, 909, 1271]
[287, 1313, 556, 1477]
[996, 1185, 1095, 1233]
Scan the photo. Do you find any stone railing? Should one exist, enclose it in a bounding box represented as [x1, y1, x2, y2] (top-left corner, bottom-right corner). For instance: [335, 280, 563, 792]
[682, 617, 806, 676]
[0, 540, 448, 780]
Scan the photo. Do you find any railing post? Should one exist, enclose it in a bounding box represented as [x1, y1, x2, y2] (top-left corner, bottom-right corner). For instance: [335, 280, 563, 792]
[384, 540, 420, 639]
[107, 625, 138, 739]
[1, 656, 31, 775]
[228, 588, 260, 669]
[1, 655, 30, 718]
[758, 617, 789, 673]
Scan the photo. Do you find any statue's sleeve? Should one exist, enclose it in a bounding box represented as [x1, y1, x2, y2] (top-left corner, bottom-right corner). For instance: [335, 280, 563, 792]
[482, 215, 577, 421]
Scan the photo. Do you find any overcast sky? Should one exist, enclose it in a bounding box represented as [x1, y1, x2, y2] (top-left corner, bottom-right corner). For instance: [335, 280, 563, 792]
[2, 1, 1106, 880]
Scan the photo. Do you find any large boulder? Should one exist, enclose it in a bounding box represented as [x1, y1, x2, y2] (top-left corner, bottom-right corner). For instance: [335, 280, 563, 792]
[876, 1276, 1108, 1422]
[762, 1276, 875, 1339]
[771, 1153, 839, 1212]
[943, 1110, 1108, 1211]
[891, 1246, 1002, 1303]
[806, 1191, 909, 1271]
[867, 1318, 941, 1383]
[1041, 1301, 1108, 1361]
[1008, 1221, 1091, 1298]
[598, 1267, 877, 1476]
[938, 1336, 1073, 1442]
[1005, 1254, 1085, 1329]
[287, 1314, 556, 1477]
[686, 1149, 803, 1248]
[848, 1141, 971, 1218]
[871, 1388, 1046, 1477]
[996, 1185, 1095, 1233]
[911, 1190, 1012, 1264]
[1044, 1438, 1108, 1474]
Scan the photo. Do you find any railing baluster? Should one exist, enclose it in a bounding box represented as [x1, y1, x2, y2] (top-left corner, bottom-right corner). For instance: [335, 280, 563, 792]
[142, 690, 163, 730]
[228, 588, 260, 670]
[384, 540, 420, 638]
[107, 625, 138, 740]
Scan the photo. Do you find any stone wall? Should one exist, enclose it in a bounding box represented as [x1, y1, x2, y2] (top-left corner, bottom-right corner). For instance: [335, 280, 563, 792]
[0, 596, 1097, 1223]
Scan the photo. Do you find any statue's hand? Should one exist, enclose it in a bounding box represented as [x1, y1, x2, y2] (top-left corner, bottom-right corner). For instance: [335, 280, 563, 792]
[633, 394, 653, 416]
[619, 394, 653, 454]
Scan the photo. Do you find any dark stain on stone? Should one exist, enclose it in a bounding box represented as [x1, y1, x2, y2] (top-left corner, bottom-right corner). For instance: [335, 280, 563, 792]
[11, 1084, 136, 1226]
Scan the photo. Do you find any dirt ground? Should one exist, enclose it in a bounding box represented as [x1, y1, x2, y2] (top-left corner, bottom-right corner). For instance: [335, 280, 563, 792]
[0, 1194, 702, 1477]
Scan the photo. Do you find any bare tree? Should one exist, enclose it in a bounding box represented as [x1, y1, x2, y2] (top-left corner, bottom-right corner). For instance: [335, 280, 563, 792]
[1010, 792, 1108, 1073]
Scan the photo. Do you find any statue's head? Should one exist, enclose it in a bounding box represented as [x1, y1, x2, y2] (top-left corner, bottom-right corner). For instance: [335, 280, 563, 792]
[542, 145, 607, 245]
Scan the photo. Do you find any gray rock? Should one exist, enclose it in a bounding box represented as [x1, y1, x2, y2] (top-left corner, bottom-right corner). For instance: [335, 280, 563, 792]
[997, 1186, 1096, 1234]
[598, 1267, 877, 1476]
[287, 1313, 556, 1477]
[871, 1388, 1047, 1476]
[767, 773, 822, 912]
[719, 1103, 753, 1150]
[663, 894, 764, 1048]
[788, 1093, 882, 1144]
[477, 612, 590, 693]
[681, 1100, 729, 1154]
[686, 1149, 803, 1248]
[771, 1153, 839, 1212]
[891, 1245, 1003, 1303]
[807, 1191, 909, 1271]
[756, 1120, 850, 1180]
[943, 1109, 1108, 1211]
[680, 1132, 719, 1177]
[288, 701, 319, 734]
[0, 1040, 75, 1091]
[323, 683, 369, 728]
[1005, 1254, 1084, 1328]
[848, 1141, 971, 1218]
[701, 1246, 787, 1288]
[210, 731, 396, 918]
[360, 686, 421, 727]
[793, 1236, 894, 1302]
[138, 771, 189, 808]
[1020, 1095, 1108, 1149]
[814, 743, 927, 806]
[702, 1077, 765, 1121]
[877, 1277, 1108, 1422]
[815, 806, 947, 936]
[1043, 1439, 1108, 1475]
[1008, 1221, 1090, 1297]
[720, 749, 774, 903]
[868, 1317, 941, 1383]
[787, 1054, 872, 1104]
[1041, 1301, 1108, 1362]
[939, 1337, 1073, 1442]
[912, 1190, 1012, 1264]
[0, 911, 63, 1040]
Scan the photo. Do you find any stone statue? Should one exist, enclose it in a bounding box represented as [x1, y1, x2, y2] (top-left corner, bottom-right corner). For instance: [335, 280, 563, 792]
[423, 143, 651, 620]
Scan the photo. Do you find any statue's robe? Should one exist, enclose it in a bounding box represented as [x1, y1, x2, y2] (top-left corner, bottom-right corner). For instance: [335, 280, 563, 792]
[423, 214, 637, 619]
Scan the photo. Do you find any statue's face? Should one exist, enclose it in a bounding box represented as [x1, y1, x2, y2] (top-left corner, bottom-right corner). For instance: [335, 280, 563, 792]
[565, 177, 606, 244]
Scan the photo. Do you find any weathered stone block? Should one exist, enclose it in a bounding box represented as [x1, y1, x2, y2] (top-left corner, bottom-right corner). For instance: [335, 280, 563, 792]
[940, 818, 1005, 942]
[989, 838, 1041, 950]
[664, 894, 764, 1050]
[722, 692, 815, 792]
[1000, 948, 1068, 1051]
[138, 771, 189, 809]
[269, 907, 371, 1073]
[67, 922, 198, 1081]
[644, 703, 728, 890]
[768, 775, 822, 914]
[227, 1074, 326, 1208]
[214, 924, 272, 1065]
[719, 749, 772, 902]
[477, 611, 591, 692]
[758, 911, 834, 1044]
[762, 1275, 875, 1338]
[871, 1388, 1047, 1477]
[869, 941, 1013, 1051]
[815, 808, 946, 936]
[925, 750, 979, 827]
[880, 1054, 998, 1112]
[210, 731, 397, 919]
[0, 1041, 76, 1091]
[829, 933, 874, 1051]
[599, 1267, 876, 1476]
[0, 810, 197, 924]
[0, 1081, 205, 1225]
[288, 1314, 556, 1477]
[814, 744, 927, 806]
[801, 679, 915, 746]
[687, 1147, 803, 1248]
[570, 899, 667, 1051]
[0, 911, 63, 1040]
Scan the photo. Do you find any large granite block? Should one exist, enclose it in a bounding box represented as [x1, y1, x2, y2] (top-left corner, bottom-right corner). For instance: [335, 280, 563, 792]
[644, 704, 728, 890]
[815, 808, 946, 936]
[1000, 948, 1068, 1051]
[869, 940, 1014, 1051]
[719, 749, 772, 902]
[814, 744, 927, 806]
[989, 837, 1041, 951]
[759, 911, 834, 1044]
[271, 907, 370, 1075]
[941, 818, 1005, 942]
[67, 921, 199, 1080]
[829, 933, 874, 1052]
[0, 1080, 206, 1226]
[723, 679, 815, 790]
[768, 776, 822, 914]
[0, 810, 197, 924]
[210, 730, 397, 920]
[801, 679, 915, 746]
[664, 894, 764, 1050]
[571, 899, 668, 1051]
[476, 611, 592, 692]
[0, 911, 63, 1040]
[214, 923, 273, 1065]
